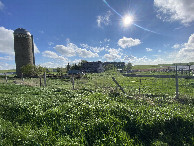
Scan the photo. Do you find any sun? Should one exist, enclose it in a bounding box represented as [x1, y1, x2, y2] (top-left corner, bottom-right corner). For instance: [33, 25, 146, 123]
[123, 15, 133, 27]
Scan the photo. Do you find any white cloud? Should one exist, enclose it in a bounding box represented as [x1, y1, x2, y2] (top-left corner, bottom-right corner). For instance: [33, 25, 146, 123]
[40, 62, 56, 68]
[104, 38, 110, 42]
[40, 62, 67, 68]
[118, 37, 141, 49]
[80, 44, 89, 49]
[154, 0, 194, 25]
[0, 27, 14, 55]
[119, 34, 194, 65]
[48, 42, 54, 46]
[91, 47, 105, 53]
[97, 11, 112, 27]
[121, 55, 172, 65]
[40, 59, 83, 68]
[0, 56, 14, 61]
[42, 50, 68, 62]
[0, 1, 4, 11]
[55, 42, 99, 58]
[121, 55, 150, 64]
[127, 33, 194, 65]
[42, 51, 59, 59]
[146, 48, 153, 52]
[34, 43, 40, 53]
[71, 59, 82, 64]
[80, 43, 105, 53]
[0, 62, 15, 70]
[104, 48, 122, 61]
[54, 44, 77, 57]
[172, 44, 182, 49]
[76, 48, 99, 58]
[176, 33, 194, 62]
[0, 27, 40, 55]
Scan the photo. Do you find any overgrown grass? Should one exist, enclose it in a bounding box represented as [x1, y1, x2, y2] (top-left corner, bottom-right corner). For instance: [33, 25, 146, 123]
[0, 72, 193, 145]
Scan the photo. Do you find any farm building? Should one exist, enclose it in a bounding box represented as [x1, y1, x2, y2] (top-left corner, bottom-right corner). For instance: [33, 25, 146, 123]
[14, 28, 35, 77]
[81, 61, 104, 73]
[68, 70, 83, 75]
[169, 65, 194, 71]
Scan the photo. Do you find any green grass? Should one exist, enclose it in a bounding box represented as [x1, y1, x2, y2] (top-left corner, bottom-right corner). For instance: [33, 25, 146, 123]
[132, 62, 194, 70]
[132, 65, 164, 70]
[0, 72, 194, 145]
[0, 69, 16, 73]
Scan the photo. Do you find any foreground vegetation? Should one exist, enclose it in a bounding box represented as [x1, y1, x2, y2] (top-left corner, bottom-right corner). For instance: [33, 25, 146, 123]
[0, 72, 193, 145]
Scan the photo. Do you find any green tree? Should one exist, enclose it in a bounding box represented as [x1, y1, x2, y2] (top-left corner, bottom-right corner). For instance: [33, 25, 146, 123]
[66, 63, 70, 73]
[21, 64, 36, 77]
[35, 66, 46, 77]
[79, 60, 87, 65]
[56, 67, 62, 76]
[78, 60, 87, 69]
[21, 64, 46, 77]
[104, 64, 115, 71]
[125, 62, 132, 70]
[71, 64, 80, 70]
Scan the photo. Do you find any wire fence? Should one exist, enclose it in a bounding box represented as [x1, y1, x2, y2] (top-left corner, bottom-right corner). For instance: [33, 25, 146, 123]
[0, 72, 194, 98]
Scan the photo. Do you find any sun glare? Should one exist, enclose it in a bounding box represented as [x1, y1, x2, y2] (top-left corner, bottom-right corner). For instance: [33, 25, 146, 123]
[123, 15, 133, 27]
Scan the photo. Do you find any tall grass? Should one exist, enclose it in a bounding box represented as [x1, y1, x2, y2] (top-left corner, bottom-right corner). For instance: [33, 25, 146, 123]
[0, 72, 193, 145]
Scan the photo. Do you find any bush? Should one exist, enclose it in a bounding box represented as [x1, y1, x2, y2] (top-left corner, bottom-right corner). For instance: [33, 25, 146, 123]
[21, 64, 46, 77]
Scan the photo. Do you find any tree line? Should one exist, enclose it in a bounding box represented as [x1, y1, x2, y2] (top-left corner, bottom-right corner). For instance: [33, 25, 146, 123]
[20, 60, 132, 77]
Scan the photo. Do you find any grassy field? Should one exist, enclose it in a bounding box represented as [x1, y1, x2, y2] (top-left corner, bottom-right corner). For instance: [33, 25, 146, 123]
[132, 65, 170, 70]
[0, 69, 16, 73]
[0, 72, 193, 145]
[132, 62, 194, 70]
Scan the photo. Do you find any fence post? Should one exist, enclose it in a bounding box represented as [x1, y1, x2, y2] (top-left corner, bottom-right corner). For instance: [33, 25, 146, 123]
[44, 72, 46, 87]
[21, 73, 24, 81]
[188, 65, 191, 76]
[139, 79, 141, 95]
[175, 65, 179, 98]
[5, 73, 7, 83]
[72, 75, 75, 90]
[112, 77, 126, 94]
[39, 76, 42, 87]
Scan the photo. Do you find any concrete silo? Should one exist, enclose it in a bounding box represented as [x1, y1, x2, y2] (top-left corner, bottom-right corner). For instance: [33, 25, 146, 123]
[14, 28, 35, 77]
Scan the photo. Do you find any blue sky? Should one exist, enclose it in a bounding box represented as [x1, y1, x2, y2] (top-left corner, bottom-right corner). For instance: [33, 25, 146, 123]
[0, 0, 194, 69]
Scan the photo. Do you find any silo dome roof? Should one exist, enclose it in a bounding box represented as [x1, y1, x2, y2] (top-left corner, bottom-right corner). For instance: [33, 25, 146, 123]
[14, 28, 31, 36]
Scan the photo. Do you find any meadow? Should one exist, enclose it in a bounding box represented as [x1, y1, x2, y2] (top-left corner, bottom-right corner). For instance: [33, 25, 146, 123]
[0, 72, 193, 145]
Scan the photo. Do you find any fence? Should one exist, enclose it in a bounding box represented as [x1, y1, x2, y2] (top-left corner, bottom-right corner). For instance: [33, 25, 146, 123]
[0, 72, 194, 98]
[122, 74, 194, 97]
[71, 72, 194, 98]
[121, 75, 194, 98]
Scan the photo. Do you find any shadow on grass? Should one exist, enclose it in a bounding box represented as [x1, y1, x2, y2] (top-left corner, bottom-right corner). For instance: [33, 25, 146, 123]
[0, 103, 32, 125]
[123, 116, 194, 145]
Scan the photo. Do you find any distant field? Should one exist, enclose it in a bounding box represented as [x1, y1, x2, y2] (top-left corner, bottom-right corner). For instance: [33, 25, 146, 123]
[0, 69, 16, 73]
[132, 63, 194, 70]
[132, 65, 167, 69]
